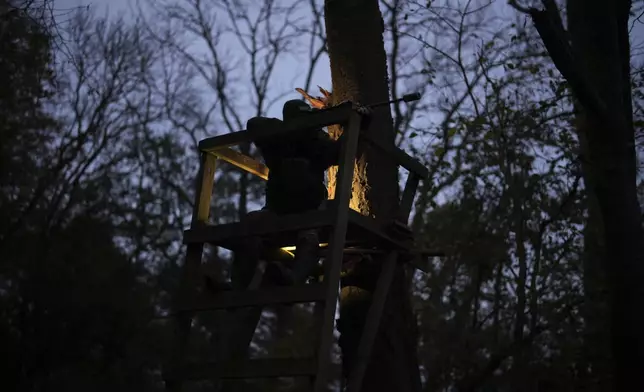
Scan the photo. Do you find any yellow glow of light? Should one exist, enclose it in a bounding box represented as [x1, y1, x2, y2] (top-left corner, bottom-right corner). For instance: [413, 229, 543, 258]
[280, 242, 329, 252]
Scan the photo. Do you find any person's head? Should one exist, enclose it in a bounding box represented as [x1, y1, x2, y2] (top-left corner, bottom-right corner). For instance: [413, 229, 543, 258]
[283, 99, 312, 121]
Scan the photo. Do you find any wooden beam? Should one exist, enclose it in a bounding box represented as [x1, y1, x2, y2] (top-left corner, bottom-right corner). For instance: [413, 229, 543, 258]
[166, 358, 317, 381]
[185, 207, 428, 256]
[198, 102, 354, 151]
[346, 251, 398, 392]
[167, 153, 217, 392]
[324, 248, 441, 273]
[195, 153, 217, 224]
[347, 211, 413, 250]
[183, 209, 334, 247]
[211, 147, 269, 180]
[314, 111, 362, 392]
[399, 172, 420, 222]
[318, 246, 442, 258]
[359, 131, 430, 179]
[178, 284, 327, 312]
[198, 130, 251, 151]
[407, 254, 432, 274]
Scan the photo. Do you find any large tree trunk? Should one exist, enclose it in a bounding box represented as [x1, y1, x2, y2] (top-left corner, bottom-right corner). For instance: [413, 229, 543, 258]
[564, 0, 644, 389]
[577, 113, 612, 391]
[324, 1, 422, 391]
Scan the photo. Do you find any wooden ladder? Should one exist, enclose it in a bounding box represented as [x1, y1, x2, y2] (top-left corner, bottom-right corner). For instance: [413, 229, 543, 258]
[163, 102, 431, 392]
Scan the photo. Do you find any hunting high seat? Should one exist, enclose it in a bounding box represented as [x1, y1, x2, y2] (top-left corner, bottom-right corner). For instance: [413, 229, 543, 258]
[164, 101, 433, 392]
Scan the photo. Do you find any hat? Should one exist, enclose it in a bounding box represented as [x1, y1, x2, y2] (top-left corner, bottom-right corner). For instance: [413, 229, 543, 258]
[283, 99, 312, 120]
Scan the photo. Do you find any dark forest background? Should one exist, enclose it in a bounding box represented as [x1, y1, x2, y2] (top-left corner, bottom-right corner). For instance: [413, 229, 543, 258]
[2, 0, 644, 391]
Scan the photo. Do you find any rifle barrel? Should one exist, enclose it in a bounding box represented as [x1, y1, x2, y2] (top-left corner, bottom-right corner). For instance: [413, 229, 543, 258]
[367, 92, 421, 108]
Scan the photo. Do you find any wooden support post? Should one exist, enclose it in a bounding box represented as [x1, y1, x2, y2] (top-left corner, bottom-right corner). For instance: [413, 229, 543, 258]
[399, 173, 420, 223]
[166, 153, 216, 392]
[345, 251, 398, 392]
[217, 286, 269, 392]
[313, 112, 362, 392]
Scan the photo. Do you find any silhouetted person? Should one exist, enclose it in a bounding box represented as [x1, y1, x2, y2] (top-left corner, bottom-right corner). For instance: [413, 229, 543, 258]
[232, 99, 343, 288]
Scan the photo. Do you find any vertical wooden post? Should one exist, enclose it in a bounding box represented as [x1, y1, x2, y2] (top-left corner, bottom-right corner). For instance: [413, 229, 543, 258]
[399, 172, 420, 224]
[166, 152, 216, 392]
[313, 112, 362, 392]
[346, 251, 398, 392]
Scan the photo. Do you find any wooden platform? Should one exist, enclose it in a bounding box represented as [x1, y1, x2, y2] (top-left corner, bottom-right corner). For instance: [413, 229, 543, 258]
[183, 208, 414, 251]
[179, 284, 327, 313]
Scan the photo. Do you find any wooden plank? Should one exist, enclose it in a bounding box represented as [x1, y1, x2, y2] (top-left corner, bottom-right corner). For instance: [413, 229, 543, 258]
[346, 210, 413, 250]
[198, 102, 354, 151]
[195, 153, 217, 224]
[407, 249, 445, 273]
[167, 153, 217, 392]
[316, 247, 442, 273]
[314, 111, 362, 392]
[408, 254, 432, 274]
[199, 130, 250, 151]
[166, 358, 317, 381]
[317, 246, 439, 257]
[182, 209, 334, 246]
[359, 131, 430, 179]
[210, 148, 269, 180]
[399, 172, 420, 222]
[346, 251, 398, 392]
[213, 275, 275, 392]
[178, 284, 327, 312]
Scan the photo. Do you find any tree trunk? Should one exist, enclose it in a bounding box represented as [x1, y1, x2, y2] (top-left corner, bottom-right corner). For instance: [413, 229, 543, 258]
[565, 0, 644, 389]
[324, 0, 398, 218]
[577, 113, 612, 391]
[511, 195, 528, 388]
[324, 0, 422, 391]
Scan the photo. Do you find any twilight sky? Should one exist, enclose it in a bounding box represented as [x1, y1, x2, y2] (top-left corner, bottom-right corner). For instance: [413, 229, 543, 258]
[55, 0, 644, 118]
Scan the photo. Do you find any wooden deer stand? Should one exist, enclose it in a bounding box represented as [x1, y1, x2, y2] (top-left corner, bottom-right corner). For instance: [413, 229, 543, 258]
[164, 101, 432, 392]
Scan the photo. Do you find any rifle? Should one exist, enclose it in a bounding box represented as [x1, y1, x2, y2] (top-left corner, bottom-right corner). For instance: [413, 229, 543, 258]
[365, 92, 422, 108]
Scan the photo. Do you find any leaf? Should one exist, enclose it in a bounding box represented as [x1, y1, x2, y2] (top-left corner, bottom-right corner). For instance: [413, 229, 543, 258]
[409, 132, 418, 138]
[447, 127, 458, 138]
[434, 147, 445, 157]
